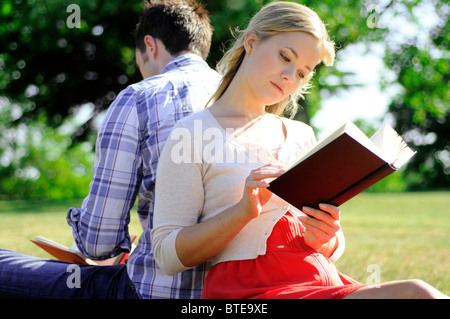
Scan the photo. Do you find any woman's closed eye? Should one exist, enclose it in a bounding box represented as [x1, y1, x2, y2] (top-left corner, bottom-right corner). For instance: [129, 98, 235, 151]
[280, 52, 305, 79]
[280, 51, 290, 63]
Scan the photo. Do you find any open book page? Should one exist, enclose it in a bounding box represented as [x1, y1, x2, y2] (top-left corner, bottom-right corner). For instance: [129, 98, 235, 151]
[369, 124, 416, 169]
[34, 235, 70, 251]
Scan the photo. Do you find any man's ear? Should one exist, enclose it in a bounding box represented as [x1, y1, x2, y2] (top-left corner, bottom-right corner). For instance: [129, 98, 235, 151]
[144, 35, 157, 60]
[243, 31, 258, 55]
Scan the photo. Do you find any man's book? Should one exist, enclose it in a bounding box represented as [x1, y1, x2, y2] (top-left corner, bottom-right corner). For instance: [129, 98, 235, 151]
[268, 121, 415, 210]
[31, 234, 137, 266]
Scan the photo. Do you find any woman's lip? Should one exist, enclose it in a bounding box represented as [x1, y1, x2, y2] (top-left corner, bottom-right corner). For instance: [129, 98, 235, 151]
[270, 81, 284, 94]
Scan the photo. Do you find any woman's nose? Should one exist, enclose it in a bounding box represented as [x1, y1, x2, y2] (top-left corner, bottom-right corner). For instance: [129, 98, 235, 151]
[281, 67, 296, 84]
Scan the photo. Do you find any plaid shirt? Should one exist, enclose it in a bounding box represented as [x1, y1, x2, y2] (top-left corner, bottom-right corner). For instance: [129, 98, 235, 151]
[67, 54, 220, 299]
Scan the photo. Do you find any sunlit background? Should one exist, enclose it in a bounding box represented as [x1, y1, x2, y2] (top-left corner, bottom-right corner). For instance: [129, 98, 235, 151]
[0, 0, 448, 200]
[314, 0, 447, 136]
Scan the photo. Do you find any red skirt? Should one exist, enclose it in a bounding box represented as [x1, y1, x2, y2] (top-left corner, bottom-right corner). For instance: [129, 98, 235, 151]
[202, 213, 366, 299]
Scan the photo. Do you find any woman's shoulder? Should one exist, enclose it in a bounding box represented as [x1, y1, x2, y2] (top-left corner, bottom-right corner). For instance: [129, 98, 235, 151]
[172, 108, 214, 131]
[182, 108, 214, 124]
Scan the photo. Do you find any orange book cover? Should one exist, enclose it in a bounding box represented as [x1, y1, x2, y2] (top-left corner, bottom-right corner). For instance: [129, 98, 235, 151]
[31, 239, 90, 264]
[31, 234, 137, 265]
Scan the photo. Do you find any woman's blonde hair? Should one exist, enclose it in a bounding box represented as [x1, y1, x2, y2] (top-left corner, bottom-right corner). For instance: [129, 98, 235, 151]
[210, 1, 335, 117]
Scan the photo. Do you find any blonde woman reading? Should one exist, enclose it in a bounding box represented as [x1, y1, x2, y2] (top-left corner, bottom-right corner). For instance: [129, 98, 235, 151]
[151, 2, 447, 299]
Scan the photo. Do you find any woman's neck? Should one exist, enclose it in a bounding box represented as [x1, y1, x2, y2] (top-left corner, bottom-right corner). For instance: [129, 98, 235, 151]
[213, 68, 266, 120]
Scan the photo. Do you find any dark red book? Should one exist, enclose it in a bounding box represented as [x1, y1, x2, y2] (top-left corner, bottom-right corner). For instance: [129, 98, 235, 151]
[268, 121, 415, 210]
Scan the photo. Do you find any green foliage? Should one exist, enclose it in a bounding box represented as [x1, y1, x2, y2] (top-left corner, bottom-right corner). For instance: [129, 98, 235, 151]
[0, 0, 448, 199]
[382, 0, 449, 190]
[0, 0, 141, 200]
[0, 100, 94, 200]
[0, 0, 143, 136]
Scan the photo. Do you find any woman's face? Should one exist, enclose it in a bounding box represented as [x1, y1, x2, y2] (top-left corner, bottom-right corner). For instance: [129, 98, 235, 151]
[242, 31, 322, 106]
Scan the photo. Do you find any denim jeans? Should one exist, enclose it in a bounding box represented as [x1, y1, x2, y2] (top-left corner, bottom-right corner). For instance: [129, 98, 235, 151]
[0, 249, 140, 299]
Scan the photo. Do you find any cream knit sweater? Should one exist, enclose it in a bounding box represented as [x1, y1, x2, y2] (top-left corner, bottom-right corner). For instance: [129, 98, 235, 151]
[151, 108, 345, 276]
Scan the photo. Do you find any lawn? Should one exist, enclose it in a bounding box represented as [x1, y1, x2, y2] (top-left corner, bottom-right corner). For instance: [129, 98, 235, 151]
[0, 192, 449, 296]
[335, 191, 450, 295]
[0, 199, 143, 258]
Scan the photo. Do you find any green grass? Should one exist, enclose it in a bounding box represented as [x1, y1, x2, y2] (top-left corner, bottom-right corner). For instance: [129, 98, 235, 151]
[0, 198, 142, 258]
[0, 192, 449, 295]
[335, 191, 450, 295]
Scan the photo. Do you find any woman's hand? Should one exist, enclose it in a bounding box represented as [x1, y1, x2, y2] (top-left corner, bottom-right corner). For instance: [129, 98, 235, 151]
[174, 164, 284, 269]
[237, 164, 285, 220]
[299, 203, 341, 257]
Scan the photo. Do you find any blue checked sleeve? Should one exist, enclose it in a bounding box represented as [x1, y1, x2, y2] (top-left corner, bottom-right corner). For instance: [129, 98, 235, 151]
[67, 87, 142, 260]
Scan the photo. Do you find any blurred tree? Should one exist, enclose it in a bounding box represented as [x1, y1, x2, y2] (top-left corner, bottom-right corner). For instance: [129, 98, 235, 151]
[0, 0, 143, 142]
[0, 0, 384, 134]
[0, 0, 144, 199]
[0, 0, 387, 199]
[380, 0, 449, 190]
[0, 0, 447, 199]
[0, 103, 95, 200]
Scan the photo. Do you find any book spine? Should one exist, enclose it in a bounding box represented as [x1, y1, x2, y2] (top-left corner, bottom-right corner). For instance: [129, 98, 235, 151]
[328, 163, 396, 206]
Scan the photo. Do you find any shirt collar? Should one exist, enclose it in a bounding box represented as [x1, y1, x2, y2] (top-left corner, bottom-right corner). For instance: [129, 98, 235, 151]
[161, 53, 207, 74]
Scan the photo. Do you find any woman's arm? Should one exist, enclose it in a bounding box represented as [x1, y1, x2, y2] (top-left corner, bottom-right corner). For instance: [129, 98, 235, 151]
[175, 164, 284, 269]
[151, 121, 285, 275]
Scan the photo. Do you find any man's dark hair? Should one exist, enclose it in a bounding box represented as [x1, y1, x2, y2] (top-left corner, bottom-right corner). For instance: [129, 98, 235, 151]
[135, 0, 213, 60]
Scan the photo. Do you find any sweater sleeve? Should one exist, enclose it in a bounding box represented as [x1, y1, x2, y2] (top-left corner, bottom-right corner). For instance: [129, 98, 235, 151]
[151, 121, 205, 275]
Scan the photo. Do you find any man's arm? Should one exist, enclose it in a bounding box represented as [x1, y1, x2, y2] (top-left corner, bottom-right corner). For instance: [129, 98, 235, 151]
[67, 87, 142, 260]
